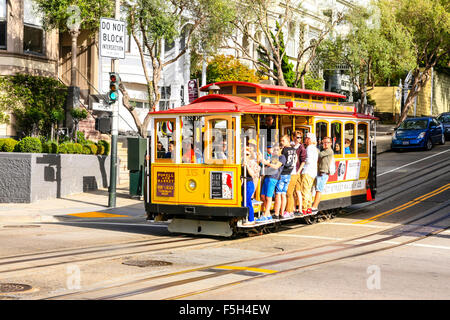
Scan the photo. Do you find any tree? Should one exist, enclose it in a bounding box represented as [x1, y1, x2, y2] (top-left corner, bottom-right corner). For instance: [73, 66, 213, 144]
[4, 75, 67, 138]
[227, 0, 298, 87]
[317, 3, 415, 104]
[121, 0, 236, 137]
[34, 0, 113, 87]
[229, 0, 343, 89]
[379, 0, 449, 125]
[199, 54, 261, 84]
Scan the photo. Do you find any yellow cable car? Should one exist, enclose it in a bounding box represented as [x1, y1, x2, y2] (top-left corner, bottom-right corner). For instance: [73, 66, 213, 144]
[144, 81, 378, 237]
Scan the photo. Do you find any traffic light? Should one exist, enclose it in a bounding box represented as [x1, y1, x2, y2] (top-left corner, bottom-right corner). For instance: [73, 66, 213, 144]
[108, 72, 120, 105]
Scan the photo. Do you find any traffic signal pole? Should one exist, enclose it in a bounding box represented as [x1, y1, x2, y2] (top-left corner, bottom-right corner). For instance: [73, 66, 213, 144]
[108, 0, 120, 208]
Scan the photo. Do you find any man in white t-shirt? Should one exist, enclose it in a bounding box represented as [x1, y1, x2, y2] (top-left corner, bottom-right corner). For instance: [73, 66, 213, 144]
[299, 132, 318, 215]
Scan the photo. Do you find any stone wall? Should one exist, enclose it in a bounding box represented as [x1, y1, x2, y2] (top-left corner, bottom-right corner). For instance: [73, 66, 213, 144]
[0, 153, 110, 203]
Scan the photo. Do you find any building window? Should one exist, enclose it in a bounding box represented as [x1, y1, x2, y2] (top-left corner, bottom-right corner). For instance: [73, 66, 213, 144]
[0, 0, 6, 49]
[130, 100, 150, 109]
[159, 86, 171, 110]
[23, 0, 44, 54]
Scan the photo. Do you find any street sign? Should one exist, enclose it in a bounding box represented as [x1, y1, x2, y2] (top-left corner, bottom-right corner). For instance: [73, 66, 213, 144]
[99, 17, 126, 59]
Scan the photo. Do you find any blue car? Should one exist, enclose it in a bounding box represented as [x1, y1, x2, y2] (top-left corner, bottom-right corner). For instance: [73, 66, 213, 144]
[437, 112, 450, 141]
[391, 117, 445, 151]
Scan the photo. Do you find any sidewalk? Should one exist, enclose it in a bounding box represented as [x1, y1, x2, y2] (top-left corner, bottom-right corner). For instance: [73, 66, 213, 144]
[376, 123, 395, 154]
[0, 183, 144, 224]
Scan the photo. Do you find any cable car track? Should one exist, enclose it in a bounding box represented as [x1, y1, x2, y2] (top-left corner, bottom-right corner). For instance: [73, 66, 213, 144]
[0, 236, 219, 276]
[43, 201, 450, 300]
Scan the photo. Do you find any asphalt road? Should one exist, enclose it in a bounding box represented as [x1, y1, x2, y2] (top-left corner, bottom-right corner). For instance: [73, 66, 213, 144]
[0, 144, 449, 302]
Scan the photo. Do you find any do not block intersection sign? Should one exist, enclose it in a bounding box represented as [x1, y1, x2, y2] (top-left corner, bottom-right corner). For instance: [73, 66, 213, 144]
[99, 17, 126, 59]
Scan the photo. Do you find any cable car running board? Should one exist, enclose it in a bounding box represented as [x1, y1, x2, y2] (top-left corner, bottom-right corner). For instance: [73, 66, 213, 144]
[168, 218, 233, 237]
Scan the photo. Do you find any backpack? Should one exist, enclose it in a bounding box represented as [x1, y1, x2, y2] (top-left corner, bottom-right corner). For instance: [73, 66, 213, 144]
[329, 154, 336, 175]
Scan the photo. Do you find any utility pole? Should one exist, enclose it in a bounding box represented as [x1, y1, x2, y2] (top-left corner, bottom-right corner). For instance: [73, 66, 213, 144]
[108, 0, 120, 208]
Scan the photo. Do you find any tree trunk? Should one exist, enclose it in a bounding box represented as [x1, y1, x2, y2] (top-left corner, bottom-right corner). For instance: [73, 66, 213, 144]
[397, 68, 431, 126]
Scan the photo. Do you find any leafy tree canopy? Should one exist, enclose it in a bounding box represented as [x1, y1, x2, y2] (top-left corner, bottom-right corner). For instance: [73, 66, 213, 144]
[34, 0, 114, 32]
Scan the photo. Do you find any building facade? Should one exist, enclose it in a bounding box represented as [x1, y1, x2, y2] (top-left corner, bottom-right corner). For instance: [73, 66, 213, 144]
[0, 0, 59, 137]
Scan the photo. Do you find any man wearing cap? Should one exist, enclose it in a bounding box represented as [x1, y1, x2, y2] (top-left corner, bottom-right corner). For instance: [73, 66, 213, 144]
[299, 132, 318, 214]
[286, 131, 306, 216]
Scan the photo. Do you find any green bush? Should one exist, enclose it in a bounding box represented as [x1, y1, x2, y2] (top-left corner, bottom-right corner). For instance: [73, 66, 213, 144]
[97, 140, 110, 155]
[82, 145, 91, 155]
[14, 137, 42, 153]
[73, 143, 83, 154]
[0, 138, 5, 151]
[42, 140, 58, 153]
[86, 143, 98, 155]
[96, 144, 105, 155]
[77, 131, 87, 144]
[58, 142, 74, 154]
[1, 138, 18, 152]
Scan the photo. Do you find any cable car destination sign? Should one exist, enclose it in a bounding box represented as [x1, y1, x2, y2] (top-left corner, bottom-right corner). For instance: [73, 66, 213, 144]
[99, 17, 126, 59]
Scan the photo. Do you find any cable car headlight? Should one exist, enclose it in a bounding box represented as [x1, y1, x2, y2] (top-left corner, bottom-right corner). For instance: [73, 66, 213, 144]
[188, 179, 197, 191]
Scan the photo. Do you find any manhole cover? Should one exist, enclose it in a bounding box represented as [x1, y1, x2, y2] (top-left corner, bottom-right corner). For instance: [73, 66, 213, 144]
[0, 283, 33, 294]
[3, 225, 40, 228]
[122, 260, 172, 268]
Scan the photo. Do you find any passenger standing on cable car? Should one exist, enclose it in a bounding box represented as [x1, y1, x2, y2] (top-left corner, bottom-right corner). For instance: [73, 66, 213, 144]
[242, 139, 261, 225]
[260, 115, 276, 147]
[289, 131, 307, 215]
[311, 136, 334, 214]
[299, 133, 318, 215]
[274, 135, 296, 219]
[259, 144, 283, 221]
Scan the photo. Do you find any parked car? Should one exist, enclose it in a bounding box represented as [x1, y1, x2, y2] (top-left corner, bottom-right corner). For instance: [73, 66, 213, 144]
[391, 117, 445, 151]
[437, 112, 450, 141]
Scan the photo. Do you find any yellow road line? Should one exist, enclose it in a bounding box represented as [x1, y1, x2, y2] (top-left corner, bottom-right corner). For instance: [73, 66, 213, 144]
[68, 212, 128, 218]
[214, 265, 278, 274]
[354, 183, 450, 224]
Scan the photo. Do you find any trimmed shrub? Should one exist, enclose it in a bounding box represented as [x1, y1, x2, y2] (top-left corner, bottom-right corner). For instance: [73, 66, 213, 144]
[82, 145, 91, 155]
[1, 138, 18, 152]
[73, 143, 83, 154]
[58, 142, 74, 154]
[42, 141, 59, 154]
[97, 140, 110, 155]
[0, 138, 5, 151]
[14, 137, 42, 153]
[87, 143, 98, 155]
[96, 144, 105, 155]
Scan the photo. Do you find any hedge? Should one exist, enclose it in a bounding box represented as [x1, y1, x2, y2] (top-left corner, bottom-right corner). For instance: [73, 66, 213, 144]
[1, 138, 18, 152]
[14, 137, 42, 153]
[1, 137, 110, 156]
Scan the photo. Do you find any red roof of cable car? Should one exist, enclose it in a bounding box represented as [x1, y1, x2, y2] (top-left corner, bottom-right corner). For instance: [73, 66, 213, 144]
[149, 94, 377, 120]
[200, 81, 347, 99]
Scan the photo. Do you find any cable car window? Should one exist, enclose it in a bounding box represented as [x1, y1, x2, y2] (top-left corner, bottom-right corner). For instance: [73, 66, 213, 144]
[205, 116, 234, 164]
[358, 122, 368, 155]
[155, 119, 176, 162]
[279, 98, 292, 104]
[316, 121, 328, 147]
[182, 116, 204, 163]
[219, 86, 232, 94]
[262, 96, 276, 103]
[344, 123, 355, 155]
[236, 86, 256, 94]
[331, 122, 342, 156]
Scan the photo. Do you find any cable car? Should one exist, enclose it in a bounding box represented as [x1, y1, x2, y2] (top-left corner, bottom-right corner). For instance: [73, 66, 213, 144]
[144, 81, 378, 237]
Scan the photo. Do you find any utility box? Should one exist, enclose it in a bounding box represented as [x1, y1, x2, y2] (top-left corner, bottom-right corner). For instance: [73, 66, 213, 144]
[127, 137, 147, 197]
